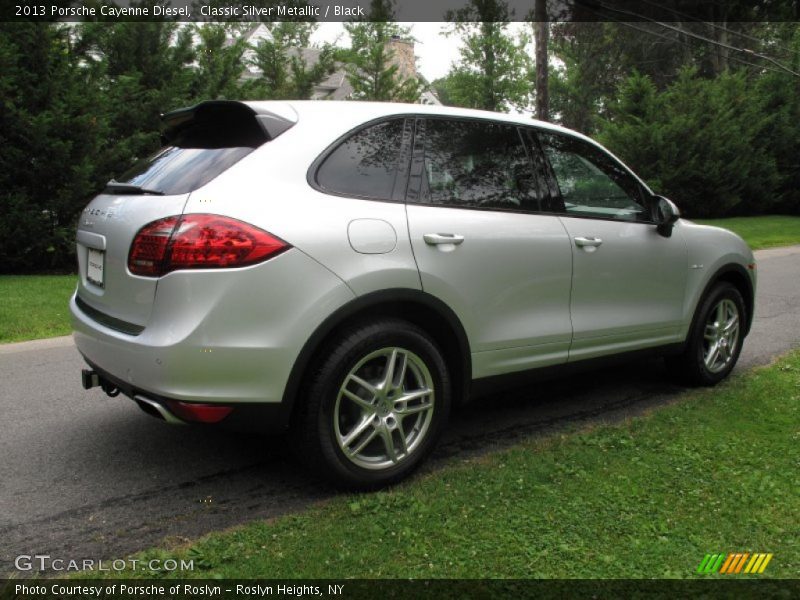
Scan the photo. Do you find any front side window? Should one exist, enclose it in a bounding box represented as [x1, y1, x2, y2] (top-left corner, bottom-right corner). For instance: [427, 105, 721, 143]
[539, 132, 650, 222]
[416, 118, 542, 212]
[315, 118, 407, 200]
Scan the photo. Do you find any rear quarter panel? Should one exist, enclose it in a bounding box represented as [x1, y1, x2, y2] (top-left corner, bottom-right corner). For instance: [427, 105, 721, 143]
[182, 109, 421, 296]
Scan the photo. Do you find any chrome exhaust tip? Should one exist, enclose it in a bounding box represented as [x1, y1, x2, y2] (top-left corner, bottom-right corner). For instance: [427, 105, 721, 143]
[134, 395, 186, 426]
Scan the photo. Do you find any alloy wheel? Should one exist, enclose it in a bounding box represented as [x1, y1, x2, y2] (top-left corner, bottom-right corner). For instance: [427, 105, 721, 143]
[334, 347, 435, 471]
[703, 299, 740, 374]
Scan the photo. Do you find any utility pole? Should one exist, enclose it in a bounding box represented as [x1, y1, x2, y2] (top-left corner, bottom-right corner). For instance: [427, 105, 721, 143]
[534, 0, 549, 121]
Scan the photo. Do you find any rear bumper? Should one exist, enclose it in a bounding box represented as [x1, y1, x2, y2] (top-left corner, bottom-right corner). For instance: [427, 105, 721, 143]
[70, 249, 355, 425]
[82, 359, 292, 432]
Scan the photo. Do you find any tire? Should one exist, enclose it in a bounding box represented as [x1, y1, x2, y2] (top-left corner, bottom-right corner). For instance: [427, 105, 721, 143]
[294, 318, 451, 489]
[666, 282, 746, 386]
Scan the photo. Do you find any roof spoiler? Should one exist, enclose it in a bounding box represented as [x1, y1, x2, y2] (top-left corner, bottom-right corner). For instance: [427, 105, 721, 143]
[160, 101, 297, 145]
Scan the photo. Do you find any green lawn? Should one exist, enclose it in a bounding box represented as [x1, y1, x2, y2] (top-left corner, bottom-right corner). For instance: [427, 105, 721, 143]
[695, 215, 800, 250]
[87, 351, 800, 579]
[0, 275, 76, 343]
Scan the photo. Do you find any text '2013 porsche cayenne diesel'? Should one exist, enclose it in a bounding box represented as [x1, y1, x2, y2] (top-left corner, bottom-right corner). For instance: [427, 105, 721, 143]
[71, 101, 756, 487]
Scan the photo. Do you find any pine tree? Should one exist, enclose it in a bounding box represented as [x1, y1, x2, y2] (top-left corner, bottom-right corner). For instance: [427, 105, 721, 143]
[245, 23, 336, 100]
[598, 70, 780, 217]
[76, 18, 196, 176]
[344, 0, 421, 102]
[0, 23, 107, 271]
[442, 0, 531, 112]
[191, 24, 248, 100]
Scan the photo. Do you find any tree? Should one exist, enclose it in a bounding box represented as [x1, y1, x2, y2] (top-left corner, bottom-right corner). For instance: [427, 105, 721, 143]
[753, 25, 800, 215]
[190, 23, 248, 100]
[548, 15, 796, 133]
[548, 17, 800, 216]
[597, 69, 781, 217]
[431, 72, 474, 107]
[442, 0, 531, 112]
[343, 0, 421, 102]
[76, 15, 196, 175]
[245, 23, 336, 100]
[549, 22, 674, 134]
[0, 23, 107, 272]
[532, 0, 549, 120]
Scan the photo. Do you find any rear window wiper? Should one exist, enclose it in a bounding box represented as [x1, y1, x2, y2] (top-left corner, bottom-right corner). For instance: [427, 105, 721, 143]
[104, 180, 165, 196]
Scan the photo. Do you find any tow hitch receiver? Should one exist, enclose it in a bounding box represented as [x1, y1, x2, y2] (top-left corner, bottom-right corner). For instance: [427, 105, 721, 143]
[81, 369, 99, 390]
[81, 369, 120, 397]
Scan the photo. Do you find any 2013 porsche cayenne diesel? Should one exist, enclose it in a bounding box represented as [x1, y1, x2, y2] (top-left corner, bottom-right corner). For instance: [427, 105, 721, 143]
[71, 101, 755, 487]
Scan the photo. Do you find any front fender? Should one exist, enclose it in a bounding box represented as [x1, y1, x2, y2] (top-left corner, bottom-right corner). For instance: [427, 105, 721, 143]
[679, 221, 756, 338]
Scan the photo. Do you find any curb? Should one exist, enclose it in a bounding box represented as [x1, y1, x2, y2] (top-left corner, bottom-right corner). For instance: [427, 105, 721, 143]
[0, 335, 74, 354]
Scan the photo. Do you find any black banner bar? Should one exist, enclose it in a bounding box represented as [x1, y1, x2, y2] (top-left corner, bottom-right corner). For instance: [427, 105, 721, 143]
[3, 0, 800, 23]
[2, 579, 800, 600]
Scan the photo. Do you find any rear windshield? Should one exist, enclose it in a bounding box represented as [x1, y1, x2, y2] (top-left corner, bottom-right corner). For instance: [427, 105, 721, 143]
[116, 115, 268, 195]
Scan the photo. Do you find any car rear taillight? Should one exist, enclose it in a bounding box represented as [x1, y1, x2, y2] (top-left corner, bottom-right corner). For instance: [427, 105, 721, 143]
[163, 400, 234, 424]
[128, 214, 289, 277]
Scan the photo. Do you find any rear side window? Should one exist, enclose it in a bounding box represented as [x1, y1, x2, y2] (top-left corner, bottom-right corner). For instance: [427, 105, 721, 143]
[414, 118, 542, 212]
[314, 119, 407, 200]
[116, 111, 268, 196]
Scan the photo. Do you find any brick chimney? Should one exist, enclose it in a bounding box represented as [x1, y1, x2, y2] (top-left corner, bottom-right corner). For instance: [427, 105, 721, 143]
[385, 35, 417, 80]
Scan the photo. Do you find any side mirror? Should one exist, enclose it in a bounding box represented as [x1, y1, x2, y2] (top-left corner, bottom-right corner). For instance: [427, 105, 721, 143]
[653, 195, 680, 237]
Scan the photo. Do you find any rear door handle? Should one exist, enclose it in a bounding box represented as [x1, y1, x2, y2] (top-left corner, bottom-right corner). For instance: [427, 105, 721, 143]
[574, 236, 603, 248]
[424, 233, 465, 246]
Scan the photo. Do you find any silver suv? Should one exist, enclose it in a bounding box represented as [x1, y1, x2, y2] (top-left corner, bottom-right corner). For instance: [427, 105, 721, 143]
[71, 101, 756, 487]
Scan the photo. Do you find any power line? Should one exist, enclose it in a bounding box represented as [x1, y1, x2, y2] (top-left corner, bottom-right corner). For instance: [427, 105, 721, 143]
[582, 0, 800, 77]
[609, 19, 787, 75]
[574, 3, 786, 75]
[636, 0, 800, 59]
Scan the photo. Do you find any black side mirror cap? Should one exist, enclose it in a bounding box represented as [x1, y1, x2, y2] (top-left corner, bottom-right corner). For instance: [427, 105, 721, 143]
[653, 195, 680, 237]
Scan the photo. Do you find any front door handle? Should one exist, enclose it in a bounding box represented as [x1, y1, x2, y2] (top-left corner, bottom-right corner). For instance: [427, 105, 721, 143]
[574, 236, 603, 248]
[424, 233, 465, 246]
